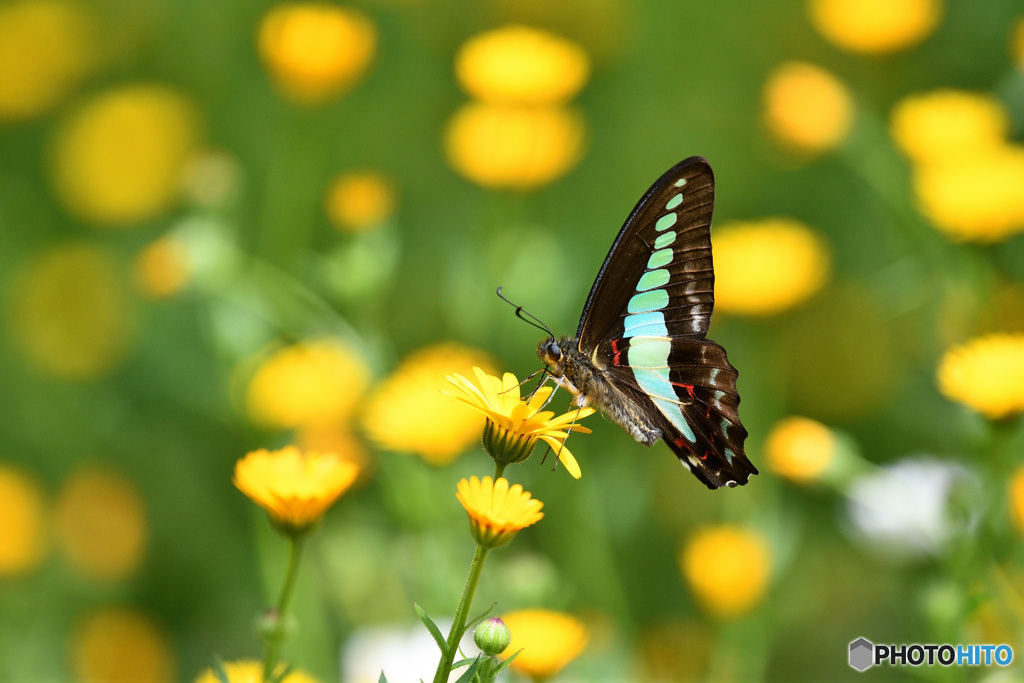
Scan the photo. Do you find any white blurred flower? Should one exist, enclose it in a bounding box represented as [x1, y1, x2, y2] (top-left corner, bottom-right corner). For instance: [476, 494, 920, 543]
[843, 457, 977, 560]
[342, 620, 480, 683]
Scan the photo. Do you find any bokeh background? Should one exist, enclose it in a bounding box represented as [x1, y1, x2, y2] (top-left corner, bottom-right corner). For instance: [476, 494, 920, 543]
[3, 0, 1024, 680]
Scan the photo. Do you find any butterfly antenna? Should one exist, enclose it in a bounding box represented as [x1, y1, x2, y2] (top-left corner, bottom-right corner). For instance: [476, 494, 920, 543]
[496, 287, 555, 339]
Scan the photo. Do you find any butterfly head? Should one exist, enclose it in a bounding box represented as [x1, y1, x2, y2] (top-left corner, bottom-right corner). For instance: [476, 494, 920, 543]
[537, 336, 573, 378]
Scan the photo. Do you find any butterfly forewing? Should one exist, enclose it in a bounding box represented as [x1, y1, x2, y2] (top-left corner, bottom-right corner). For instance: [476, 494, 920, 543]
[574, 157, 757, 488]
[577, 157, 716, 347]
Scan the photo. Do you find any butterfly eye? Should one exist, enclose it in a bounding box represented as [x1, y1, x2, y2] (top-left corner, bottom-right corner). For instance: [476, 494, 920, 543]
[549, 342, 562, 360]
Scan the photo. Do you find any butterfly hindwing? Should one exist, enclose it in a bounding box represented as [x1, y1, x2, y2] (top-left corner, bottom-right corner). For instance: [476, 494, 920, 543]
[575, 157, 757, 488]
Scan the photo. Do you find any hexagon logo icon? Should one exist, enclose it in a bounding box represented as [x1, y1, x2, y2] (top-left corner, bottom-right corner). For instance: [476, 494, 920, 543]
[849, 637, 874, 671]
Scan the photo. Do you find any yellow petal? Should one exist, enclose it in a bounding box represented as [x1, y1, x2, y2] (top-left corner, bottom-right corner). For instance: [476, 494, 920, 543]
[540, 436, 582, 479]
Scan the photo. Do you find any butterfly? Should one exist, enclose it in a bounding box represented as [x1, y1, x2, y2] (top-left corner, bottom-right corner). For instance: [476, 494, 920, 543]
[536, 157, 757, 489]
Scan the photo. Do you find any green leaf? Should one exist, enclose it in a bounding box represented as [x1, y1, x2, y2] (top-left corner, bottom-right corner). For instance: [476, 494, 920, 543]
[414, 602, 448, 654]
[211, 658, 230, 683]
[464, 602, 498, 633]
[378, 671, 388, 683]
[452, 656, 481, 683]
[491, 649, 522, 676]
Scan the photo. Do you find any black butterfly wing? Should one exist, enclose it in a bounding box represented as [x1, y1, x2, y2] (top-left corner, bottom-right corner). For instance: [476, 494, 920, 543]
[577, 157, 757, 488]
[577, 156, 716, 344]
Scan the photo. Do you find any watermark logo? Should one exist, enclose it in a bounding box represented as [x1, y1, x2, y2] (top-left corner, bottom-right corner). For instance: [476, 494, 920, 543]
[849, 638, 1014, 671]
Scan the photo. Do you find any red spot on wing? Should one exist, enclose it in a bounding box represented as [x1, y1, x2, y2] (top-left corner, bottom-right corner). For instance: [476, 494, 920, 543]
[672, 382, 695, 399]
[673, 436, 692, 454]
[610, 339, 622, 366]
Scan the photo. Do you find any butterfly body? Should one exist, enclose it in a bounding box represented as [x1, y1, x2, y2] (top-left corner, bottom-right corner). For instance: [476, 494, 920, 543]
[538, 157, 757, 489]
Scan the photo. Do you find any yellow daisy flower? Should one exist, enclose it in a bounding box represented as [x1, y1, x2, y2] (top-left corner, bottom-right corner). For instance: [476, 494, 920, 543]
[233, 446, 359, 535]
[455, 25, 590, 105]
[679, 525, 771, 619]
[763, 416, 837, 484]
[500, 608, 589, 680]
[890, 90, 1008, 166]
[808, 0, 942, 54]
[456, 476, 543, 548]
[937, 334, 1024, 419]
[762, 61, 853, 154]
[445, 368, 594, 478]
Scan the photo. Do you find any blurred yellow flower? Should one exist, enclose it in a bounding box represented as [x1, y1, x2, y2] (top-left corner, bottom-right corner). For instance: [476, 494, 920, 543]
[808, 0, 941, 54]
[445, 368, 593, 478]
[679, 525, 771, 618]
[10, 243, 132, 380]
[444, 103, 585, 190]
[360, 343, 495, 465]
[51, 85, 201, 225]
[133, 235, 190, 299]
[195, 659, 320, 683]
[764, 416, 837, 483]
[0, 0, 98, 121]
[913, 146, 1024, 242]
[258, 3, 376, 104]
[455, 25, 590, 105]
[234, 446, 359, 534]
[245, 339, 370, 430]
[762, 62, 853, 154]
[500, 608, 588, 680]
[0, 465, 48, 575]
[891, 90, 1008, 166]
[295, 424, 371, 477]
[713, 218, 830, 315]
[54, 465, 147, 581]
[937, 334, 1024, 419]
[72, 607, 174, 683]
[325, 171, 396, 232]
[456, 476, 543, 548]
[1010, 466, 1024, 532]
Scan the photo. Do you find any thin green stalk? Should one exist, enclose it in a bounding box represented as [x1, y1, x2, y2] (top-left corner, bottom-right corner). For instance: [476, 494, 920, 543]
[493, 462, 507, 479]
[433, 544, 491, 683]
[263, 534, 306, 682]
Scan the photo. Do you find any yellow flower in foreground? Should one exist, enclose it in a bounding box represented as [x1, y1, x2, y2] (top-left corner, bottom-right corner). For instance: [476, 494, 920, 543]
[133, 235, 190, 299]
[325, 171, 396, 232]
[1010, 467, 1024, 533]
[360, 343, 496, 465]
[245, 339, 370, 429]
[258, 3, 376, 104]
[54, 465, 147, 581]
[234, 447, 359, 534]
[445, 368, 594, 479]
[0, 0, 98, 121]
[713, 218, 830, 316]
[444, 103, 586, 190]
[891, 90, 1008, 166]
[762, 62, 853, 154]
[0, 465, 48, 575]
[455, 25, 590, 105]
[50, 85, 201, 225]
[11, 243, 133, 380]
[680, 526, 771, 619]
[937, 334, 1024, 419]
[195, 660, 319, 683]
[456, 476, 543, 548]
[913, 146, 1024, 242]
[808, 0, 941, 54]
[500, 608, 589, 680]
[764, 416, 837, 483]
[72, 607, 174, 683]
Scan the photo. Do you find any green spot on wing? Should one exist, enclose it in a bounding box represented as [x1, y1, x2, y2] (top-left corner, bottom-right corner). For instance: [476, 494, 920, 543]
[666, 193, 683, 210]
[656, 213, 677, 231]
[636, 268, 670, 291]
[628, 288, 669, 313]
[654, 231, 675, 249]
[647, 248, 672, 269]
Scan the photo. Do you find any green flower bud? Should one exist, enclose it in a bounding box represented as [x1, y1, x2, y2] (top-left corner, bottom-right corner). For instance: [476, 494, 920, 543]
[474, 617, 511, 656]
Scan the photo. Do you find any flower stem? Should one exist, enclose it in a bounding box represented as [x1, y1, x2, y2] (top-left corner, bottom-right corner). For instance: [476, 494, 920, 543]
[433, 544, 490, 683]
[493, 463, 507, 479]
[263, 533, 306, 682]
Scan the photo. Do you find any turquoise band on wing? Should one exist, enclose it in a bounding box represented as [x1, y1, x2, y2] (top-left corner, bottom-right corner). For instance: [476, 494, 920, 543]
[623, 311, 668, 338]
